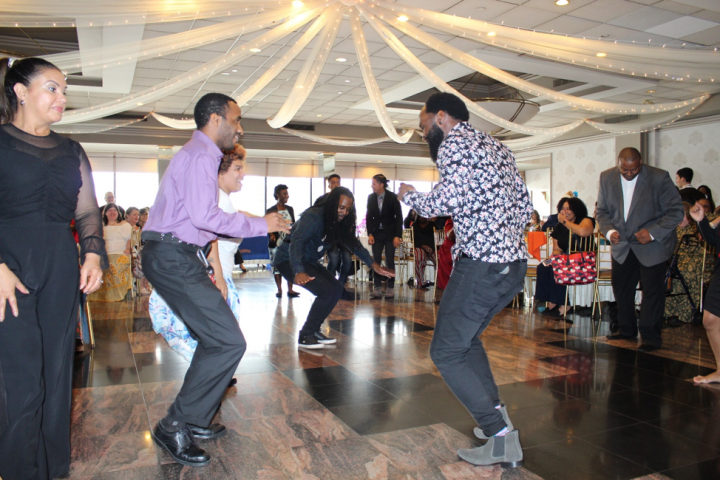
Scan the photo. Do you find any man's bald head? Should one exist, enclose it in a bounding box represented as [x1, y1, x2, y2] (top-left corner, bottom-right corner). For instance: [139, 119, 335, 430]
[618, 147, 642, 181]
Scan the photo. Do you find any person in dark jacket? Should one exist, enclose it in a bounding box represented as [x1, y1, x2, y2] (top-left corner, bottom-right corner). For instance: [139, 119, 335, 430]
[266, 184, 299, 298]
[273, 187, 394, 348]
[366, 174, 403, 298]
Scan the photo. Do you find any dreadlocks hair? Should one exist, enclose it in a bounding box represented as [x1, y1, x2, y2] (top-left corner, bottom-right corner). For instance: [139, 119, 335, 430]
[318, 186, 361, 252]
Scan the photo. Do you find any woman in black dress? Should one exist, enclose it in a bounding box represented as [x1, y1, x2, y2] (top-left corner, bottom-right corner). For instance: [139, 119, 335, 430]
[0, 58, 106, 479]
[690, 203, 720, 384]
[535, 197, 595, 318]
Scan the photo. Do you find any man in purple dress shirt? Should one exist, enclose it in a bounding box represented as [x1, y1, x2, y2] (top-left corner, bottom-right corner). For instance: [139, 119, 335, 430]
[142, 93, 290, 467]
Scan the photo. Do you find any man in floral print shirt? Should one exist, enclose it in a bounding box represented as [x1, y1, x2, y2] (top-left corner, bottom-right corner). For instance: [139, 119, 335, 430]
[399, 92, 532, 469]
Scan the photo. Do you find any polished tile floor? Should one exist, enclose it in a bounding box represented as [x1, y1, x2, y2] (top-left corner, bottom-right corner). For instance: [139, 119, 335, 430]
[69, 271, 720, 479]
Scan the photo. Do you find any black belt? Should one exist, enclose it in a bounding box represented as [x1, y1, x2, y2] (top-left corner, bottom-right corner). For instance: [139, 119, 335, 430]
[142, 231, 210, 254]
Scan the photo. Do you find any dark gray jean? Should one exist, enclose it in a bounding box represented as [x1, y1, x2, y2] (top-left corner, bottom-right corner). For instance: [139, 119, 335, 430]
[430, 256, 526, 437]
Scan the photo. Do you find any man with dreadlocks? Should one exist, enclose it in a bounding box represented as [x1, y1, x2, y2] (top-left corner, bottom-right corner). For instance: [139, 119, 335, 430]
[273, 186, 395, 349]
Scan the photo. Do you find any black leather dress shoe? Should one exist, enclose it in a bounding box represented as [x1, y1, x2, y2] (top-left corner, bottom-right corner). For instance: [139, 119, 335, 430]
[188, 423, 227, 440]
[153, 423, 211, 467]
[606, 333, 637, 341]
[637, 344, 659, 353]
[609, 320, 619, 333]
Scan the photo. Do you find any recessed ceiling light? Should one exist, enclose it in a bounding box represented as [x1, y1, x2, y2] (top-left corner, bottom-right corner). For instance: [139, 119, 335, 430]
[555, 0, 569, 5]
[249, 48, 262, 53]
[221, 72, 230, 75]
[337, 91, 343, 94]
[377, 160, 382, 163]
[316, 114, 323, 117]
[344, 79, 351, 83]
[393, 120, 398, 123]
[136, 102, 144, 106]
[231, 69, 237, 72]
[398, 15, 409, 22]
[335, 57, 347, 62]
[487, 32, 496, 37]
[647, 89, 656, 93]
[596, 52, 607, 57]
[292, 0, 304, 6]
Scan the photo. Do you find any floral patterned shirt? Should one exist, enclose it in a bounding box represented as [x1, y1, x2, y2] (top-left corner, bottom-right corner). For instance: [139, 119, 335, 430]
[403, 122, 533, 263]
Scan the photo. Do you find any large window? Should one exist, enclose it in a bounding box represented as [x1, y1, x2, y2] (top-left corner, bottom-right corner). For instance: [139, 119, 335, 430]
[116, 172, 159, 210]
[92, 172, 114, 206]
[266, 177, 312, 218]
[229, 175, 266, 216]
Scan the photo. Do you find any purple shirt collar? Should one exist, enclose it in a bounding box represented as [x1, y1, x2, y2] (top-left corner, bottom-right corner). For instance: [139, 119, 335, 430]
[192, 129, 223, 161]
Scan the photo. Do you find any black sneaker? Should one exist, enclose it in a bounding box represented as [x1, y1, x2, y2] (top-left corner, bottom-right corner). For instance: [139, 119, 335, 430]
[313, 331, 337, 345]
[298, 335, 324, 349]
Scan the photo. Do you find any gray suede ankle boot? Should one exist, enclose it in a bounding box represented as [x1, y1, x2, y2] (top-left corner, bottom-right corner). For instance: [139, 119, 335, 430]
[458, 429, 523, 468]
[474, 404, 513, 440]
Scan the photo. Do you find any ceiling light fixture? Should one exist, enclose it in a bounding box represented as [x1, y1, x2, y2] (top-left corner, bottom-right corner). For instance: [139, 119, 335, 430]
[555, 0, 569, 6]
[337, 91, 343, 94]
[231, 69, 237, 72]
[344, 79, 351, 83]
[487, 32, 496, 37]
[596, 52, 607, 57]
[221, 72, 230, 75]
[316, 114, 323, 117]
[249, 48, 262, 53]
[647, 89, 656, 93]
[136, 102, 144, 106]
[398, 15, 409, 22]
[335, 57, 347, 62]
[292, 1, 304, 7]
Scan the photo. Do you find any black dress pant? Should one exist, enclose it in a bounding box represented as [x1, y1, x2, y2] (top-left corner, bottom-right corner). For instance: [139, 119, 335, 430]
[371, 230, 395, 288]
[276, 261, 343, 339]
[142, 240, 246, 427]
[612, 249, 668, 348]
[0, 223, 79, 480]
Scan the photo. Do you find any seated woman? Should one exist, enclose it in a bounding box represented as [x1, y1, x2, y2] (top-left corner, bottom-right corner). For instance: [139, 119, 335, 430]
[535, 197, 595, 318]
[89, 203, 133, 302]
[412, 215, 436, 289]
[665, 203, 713, 325]
[525, 210, 542, 232]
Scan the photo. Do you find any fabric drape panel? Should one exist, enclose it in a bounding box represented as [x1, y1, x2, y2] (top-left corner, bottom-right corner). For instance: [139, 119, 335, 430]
[375, 1, 718, 82]
[349, 12, 413, 144]
[56, 8, 322, 124]
[267, 5, 343, 128]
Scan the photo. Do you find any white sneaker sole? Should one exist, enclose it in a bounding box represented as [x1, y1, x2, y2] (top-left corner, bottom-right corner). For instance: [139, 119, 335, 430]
[298, 343, 324, 349]
[316, 338, 337, 345]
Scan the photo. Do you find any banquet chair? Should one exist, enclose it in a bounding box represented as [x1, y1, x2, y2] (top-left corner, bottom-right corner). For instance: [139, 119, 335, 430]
[522, 228, 552, 309]
[395, 228, 415, 286]
[561, 230, 596, 321]
[593, 232, 613, 335]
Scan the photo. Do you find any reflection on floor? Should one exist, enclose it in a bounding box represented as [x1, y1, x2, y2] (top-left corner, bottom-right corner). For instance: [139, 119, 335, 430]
[70, 271, 720, 479]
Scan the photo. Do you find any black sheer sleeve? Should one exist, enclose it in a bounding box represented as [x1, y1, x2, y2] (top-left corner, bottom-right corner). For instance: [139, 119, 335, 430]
[71, 141, 108, 269]
[698, 217, 720, 250]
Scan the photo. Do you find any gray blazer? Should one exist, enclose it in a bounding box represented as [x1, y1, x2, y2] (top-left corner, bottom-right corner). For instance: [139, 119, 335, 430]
[596, 165, 683, 266]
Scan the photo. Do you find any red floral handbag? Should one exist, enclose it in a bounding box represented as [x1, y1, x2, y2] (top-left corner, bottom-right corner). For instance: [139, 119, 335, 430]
[550, 251, 597, 285]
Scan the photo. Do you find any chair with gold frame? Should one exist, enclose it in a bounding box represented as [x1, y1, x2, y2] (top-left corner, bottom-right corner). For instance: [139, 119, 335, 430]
[559, 229, 596, 321]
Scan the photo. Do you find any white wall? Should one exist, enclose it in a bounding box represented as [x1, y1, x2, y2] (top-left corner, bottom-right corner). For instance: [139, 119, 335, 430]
[649, 119, 720, 192]
[524, 168, 551, 218]
[516, 135, 616, 215]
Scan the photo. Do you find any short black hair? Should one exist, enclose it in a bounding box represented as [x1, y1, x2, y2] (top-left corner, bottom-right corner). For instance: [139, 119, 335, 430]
[677, 167, 693, 183]
[273, 184, 288, 200]
[327, 174, 340, 182]
[193, 93, 237, 129]
[424, 92, 470, 122]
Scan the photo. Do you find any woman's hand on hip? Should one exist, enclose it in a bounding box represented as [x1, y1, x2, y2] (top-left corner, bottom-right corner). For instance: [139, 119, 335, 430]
[80, 253, 104, 294]
[0, 263, 29, 322]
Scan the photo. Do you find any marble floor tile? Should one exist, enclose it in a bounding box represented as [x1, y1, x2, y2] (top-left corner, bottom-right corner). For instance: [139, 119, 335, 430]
[71, 385, 148, 439]
[282, 437, 392, 479]
[226, 385, 324, 419]
[69, 431, 159, 476]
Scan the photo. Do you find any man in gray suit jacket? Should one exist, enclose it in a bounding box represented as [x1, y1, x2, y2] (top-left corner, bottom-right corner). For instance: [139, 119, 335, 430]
[596, 147, 683, 352]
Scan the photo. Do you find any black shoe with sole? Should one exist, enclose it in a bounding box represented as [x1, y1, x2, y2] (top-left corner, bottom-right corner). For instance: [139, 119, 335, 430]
[340, 289, 355, 301]
[298, 335, 324, 349]
[314, 331, 337, 345]
[188, 423, 227, 440]
[153, 423, 210, 467]
[637, 344, 659, 353]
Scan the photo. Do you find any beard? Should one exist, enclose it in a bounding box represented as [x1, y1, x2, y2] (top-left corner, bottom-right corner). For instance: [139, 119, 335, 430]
[425, 123, 445, 163]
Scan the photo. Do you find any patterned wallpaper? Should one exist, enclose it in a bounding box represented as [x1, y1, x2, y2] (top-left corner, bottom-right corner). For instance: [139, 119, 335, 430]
[516, 136, 616, 216]
[651, 121, 720, 193]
